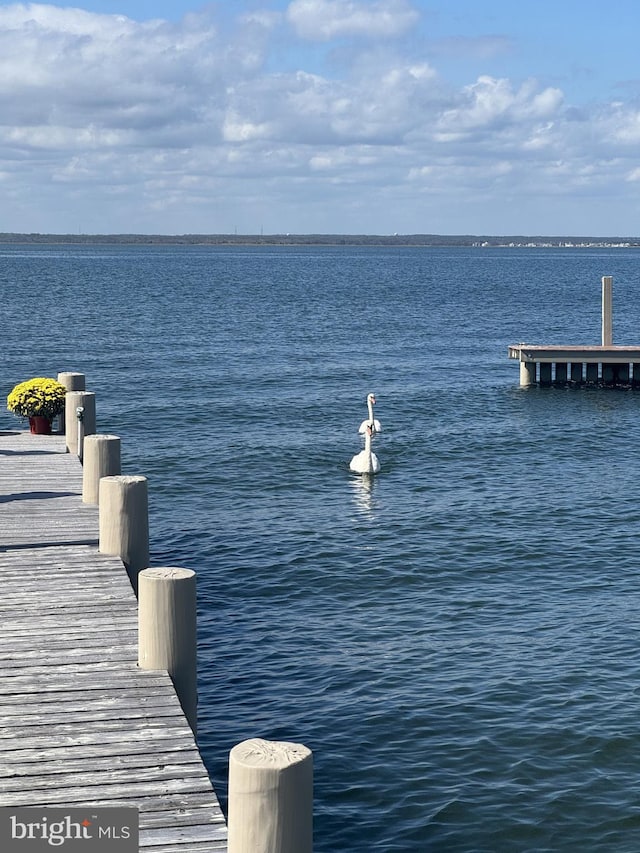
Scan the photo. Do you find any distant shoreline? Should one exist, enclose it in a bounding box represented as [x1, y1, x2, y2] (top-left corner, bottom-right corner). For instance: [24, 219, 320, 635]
[0, 232, 638, 248]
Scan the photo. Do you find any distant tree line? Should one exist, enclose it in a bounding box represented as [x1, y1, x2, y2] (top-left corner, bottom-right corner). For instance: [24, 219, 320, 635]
[0, 232, 638, 247]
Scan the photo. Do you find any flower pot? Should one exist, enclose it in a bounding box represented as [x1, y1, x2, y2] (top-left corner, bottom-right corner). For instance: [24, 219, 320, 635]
[29, 416, 52, 435]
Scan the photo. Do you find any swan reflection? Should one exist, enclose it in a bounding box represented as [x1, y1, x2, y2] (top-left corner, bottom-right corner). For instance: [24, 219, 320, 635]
[349, 472, 377, 514]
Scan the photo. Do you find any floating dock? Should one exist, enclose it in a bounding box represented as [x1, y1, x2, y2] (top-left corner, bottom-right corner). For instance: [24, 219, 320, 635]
[0, 429, 227, 852]
[508, 344, 640, 386]
[509, 276, 640, 386]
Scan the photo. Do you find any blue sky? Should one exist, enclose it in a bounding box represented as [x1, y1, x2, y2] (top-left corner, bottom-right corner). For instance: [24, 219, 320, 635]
[1, 0, 639, 235]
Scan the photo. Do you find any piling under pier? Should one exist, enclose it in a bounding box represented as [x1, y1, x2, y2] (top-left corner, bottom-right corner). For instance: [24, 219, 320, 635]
[508, 345, 640, 387]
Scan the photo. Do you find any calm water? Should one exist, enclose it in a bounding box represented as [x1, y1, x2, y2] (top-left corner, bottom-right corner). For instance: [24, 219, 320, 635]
[4, 244, 640, 851]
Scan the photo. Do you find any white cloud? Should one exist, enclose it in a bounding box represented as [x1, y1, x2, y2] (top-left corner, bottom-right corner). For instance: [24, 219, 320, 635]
[0, 2, 639, 234]
[286, 0, 419, 41]
[601, 105, 640, 145]
[438, 76, 564, 137]
[0, 5, 228, 148]
[222, 114, 274, 143]
[309, 147, 378, 171]
[221, 59, 435, 148]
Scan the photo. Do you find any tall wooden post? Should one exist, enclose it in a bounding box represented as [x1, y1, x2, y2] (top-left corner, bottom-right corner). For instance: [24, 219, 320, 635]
[602, 275, 613, 346]
[99, 475, 149, 592]
[57, 371, 85, 392]
[57, 372, 85, 434]
[138, 568, 197, 733]
[65, 390, 96, 456]
[228, 738, 313, 853]
[82, 434, 121, 504]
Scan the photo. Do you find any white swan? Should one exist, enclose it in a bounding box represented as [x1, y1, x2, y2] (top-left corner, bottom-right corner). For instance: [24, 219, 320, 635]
[350, 423, 380, 474]
[358, 393, 382, 434]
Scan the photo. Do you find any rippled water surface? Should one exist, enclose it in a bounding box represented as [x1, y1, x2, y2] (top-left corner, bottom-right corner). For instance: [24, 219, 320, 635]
[5, 244, 640, 851]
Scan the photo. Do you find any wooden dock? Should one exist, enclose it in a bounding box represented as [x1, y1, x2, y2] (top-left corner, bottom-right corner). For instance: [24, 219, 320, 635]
[0, 429, 227, 851]
[508, 344, 640, 386]
[509, 276, 640, 387]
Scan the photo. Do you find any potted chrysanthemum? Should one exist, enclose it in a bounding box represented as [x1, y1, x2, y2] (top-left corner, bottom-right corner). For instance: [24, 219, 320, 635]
[7, 376, 67, 434]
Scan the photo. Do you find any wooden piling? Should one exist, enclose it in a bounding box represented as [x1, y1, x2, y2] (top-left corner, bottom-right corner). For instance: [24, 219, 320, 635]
[138, 568, 198, 734]
[56, 371, 85, 433]
[65, 390, 96, 456]
[519, 361, 535, 387]
[99, 475, 149, 592]
[228, 738, 313, 853]
[82, 434, 121, 504]
[57, 371, 85, 391]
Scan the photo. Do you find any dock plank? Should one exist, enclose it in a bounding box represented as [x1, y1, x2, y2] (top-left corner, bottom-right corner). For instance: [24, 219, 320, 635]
[508, 343, 640, 363]
[0, 430, 227, 850]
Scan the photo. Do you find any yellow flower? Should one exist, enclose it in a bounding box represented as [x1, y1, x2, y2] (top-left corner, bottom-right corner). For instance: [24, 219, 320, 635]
[7, 377, 67, 419]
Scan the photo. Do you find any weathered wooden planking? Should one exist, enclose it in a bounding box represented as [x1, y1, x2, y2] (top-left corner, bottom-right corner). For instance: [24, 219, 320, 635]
[0, 431, 98, 549]
[0, 430, 228, 851]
